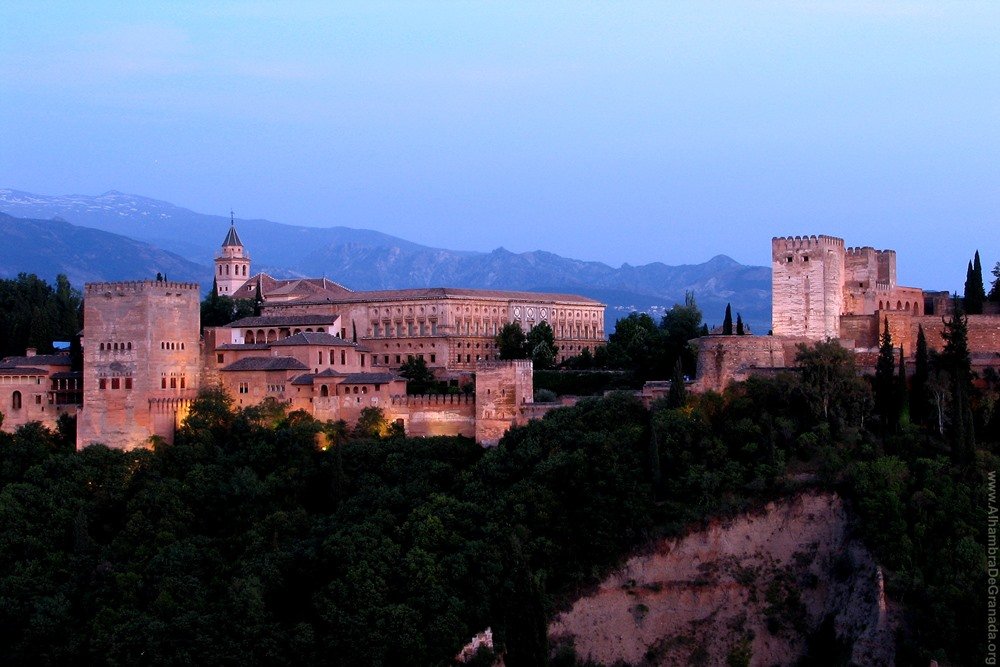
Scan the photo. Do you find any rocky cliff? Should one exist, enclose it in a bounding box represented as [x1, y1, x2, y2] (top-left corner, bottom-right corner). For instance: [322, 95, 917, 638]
[549, 492, 895, 666]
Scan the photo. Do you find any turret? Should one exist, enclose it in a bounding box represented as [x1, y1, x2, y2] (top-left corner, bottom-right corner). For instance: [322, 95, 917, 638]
[215, 211, 250, 295]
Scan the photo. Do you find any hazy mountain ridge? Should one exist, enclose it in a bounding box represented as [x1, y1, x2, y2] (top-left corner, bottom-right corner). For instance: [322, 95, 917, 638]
[0, 189, 771, 331]
[0, 212, 206, 287]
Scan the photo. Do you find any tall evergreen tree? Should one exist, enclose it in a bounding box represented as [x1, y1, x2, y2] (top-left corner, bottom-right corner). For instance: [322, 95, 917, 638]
[910, 324, 929, 426]
[990, 261, 1000, 302]
[896, 346, 908, 425]
[667, 357, 686, 408]
[940, 299, 975, 462]
[722, 303, 733, 335]
[735, 313, 745, 335]
[874, 318, 898, 432]
[252, 279, 263, 316]
[963, 253, 986, 314]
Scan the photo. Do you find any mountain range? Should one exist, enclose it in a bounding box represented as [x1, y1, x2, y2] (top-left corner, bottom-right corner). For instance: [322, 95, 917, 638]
[0, 189, 772, 332]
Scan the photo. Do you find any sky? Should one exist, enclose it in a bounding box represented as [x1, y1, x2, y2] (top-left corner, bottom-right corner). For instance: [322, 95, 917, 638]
[1, 1, 998, 292]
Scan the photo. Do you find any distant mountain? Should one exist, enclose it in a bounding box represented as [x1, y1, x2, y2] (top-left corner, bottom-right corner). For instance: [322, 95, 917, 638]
[0, 189, 771, 331]
[0, 212, 207, 287]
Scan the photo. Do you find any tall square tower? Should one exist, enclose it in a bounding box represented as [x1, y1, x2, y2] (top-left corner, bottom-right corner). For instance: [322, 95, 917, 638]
[771, 235, 845, 339]
[77, 280, 201, 450]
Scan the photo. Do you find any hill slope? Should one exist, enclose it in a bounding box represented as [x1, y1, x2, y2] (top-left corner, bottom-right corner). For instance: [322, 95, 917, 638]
[0, 189, 771, 331]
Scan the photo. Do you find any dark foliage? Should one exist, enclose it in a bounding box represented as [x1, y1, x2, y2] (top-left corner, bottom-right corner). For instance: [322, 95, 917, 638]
[0, 273, 81, 359]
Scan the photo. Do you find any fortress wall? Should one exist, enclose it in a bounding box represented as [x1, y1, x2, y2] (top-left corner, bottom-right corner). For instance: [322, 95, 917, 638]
[475, 360, 533, 445]
[692, 335, 809, 393]
[386, 395, 476, 438]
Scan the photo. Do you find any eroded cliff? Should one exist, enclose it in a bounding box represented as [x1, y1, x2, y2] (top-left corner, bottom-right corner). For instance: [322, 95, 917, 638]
[549, 492, 895, 666]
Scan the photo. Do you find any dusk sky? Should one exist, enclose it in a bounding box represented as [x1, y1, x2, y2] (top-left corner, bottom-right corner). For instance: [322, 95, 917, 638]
[2, 2, 997, 292]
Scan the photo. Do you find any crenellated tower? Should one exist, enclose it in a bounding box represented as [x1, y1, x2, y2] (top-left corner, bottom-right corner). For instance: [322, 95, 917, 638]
[771, 235, 845, 339]
[215, 211, 250, 296]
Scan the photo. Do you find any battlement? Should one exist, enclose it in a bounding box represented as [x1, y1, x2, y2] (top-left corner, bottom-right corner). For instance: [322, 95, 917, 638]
[772, 235, 844, 251]
[476, 359, 533, 371]
[85, 280, 201, 295]
[390, 393, 475, 407]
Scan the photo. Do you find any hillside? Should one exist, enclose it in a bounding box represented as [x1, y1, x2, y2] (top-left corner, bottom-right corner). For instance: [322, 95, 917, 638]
[0, 212, 206, 286]
[0, 189, 771, 331]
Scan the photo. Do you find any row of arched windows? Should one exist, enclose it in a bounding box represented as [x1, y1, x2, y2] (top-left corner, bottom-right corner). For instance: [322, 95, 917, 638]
[878, 300, 920, 314]
[219, 264, 249, 277]
[99, 342, 132, 352]
[160, 341, 186, 350]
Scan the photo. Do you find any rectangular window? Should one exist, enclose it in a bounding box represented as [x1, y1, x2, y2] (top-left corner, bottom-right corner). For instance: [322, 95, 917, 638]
[161, 378, 167, 389]
[341, 350, 346, 365]
[35, 394, 42, 404]
[170, 377, 177, 389]
[360, 354, 365, 367]
[180, 377, 186, 389]
[430, 354, 436, 363]
[217, 353, 224, 363]
[384, 355, 389, 364]
[125, 378, 133, 390]
[111, 378, 120, 390]
[396, 355, 401, 364]
[318, 351, 323, 364]
[99, 378, 107, 390]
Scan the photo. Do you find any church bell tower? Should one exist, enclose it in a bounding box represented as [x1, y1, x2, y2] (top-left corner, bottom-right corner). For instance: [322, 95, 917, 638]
[215, 211, 250, 296]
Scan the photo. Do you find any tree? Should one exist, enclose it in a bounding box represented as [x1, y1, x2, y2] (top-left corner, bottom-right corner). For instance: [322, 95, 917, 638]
[722, 303, 733, 335]
[735, 313, 745, 335]
[795, 340, 870, 428]
[353, 406, 389, 438]
[495, 322, 528, 360]
[988, 260, 1000, 300]
[963, 252, 986, 314]
[526, 322, 558, 370]
[874, 318, 898, 433]
[661, 292, 704, 377]
[896, 346, 908, 425]
[399, 356, 437, 394]
[667, 358, 686, 408]
[910, 325, 929, 427]
[939, 299, 975, 462]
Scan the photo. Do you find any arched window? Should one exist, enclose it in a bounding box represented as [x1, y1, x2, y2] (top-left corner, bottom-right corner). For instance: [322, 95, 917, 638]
[243, 265, 247, 276]
[245, 331, 255, 344]
[219, 266, 223, 275]
[897, 300, 902, 310]
[905, 301, 910, 311]
[127, 342, 132, 350]
[99, 343, 105, 351]
[914, 303, 920, 315]
[12, 391, 21, 410]
[225, 265, 230, 275]
[320, 385, 329, 397]
[352, 386, 359, 394]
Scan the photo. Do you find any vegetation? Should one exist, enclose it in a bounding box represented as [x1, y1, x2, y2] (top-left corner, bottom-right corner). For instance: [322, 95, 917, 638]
[495, 321, 559, 370]
[200, 278, 257, 329]
[1, 331, 992, 664]
[0, 273, 81, 360]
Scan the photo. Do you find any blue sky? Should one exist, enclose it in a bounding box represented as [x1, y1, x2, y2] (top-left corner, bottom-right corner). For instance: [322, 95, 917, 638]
[1, 1, 998, 291]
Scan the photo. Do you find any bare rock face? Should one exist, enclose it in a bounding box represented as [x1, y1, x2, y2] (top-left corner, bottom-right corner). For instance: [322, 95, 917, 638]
[549, 492, 895, 666]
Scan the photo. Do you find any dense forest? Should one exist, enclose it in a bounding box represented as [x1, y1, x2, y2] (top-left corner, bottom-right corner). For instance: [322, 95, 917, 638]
[0, 326, 994, 665]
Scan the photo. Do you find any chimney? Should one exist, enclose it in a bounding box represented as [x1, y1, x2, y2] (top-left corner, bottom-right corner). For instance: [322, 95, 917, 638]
[26, 348, 36, 357]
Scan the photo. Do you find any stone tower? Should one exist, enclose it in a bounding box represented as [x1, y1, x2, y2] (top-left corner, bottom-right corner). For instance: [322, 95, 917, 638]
[77, 280, 202, 450]
[475, 360, 533, 446]
[215, 213, 250, 296]
[771, 235, 845, 339]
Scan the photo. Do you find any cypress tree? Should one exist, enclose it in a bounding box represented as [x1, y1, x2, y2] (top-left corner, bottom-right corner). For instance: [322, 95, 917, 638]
[252, 279, 263, 316]
[964, 254, 986, 314]
[990, 261, 1000, 302]
[736, 313, 745, 335]
[874, 317, 897, 432]
[941, 298, 975, 462]
[910, 325, 929, 426]
[667, 357, 686, 408]
[722, 303, 733, 335]
[897, 345, 908, 425]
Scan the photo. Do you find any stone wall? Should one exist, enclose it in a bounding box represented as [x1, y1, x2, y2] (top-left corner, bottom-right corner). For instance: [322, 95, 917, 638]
[386, 394, 476, 438]
[77, 281, 201, 450]
[692, 335, 809, 393]
[772, 235, 845, 339]
[475, 360, 533, 445]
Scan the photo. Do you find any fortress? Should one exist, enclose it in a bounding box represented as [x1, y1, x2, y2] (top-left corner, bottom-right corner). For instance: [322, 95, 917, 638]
[694, 235, 1000, 391]
[1, 223, 602, 449]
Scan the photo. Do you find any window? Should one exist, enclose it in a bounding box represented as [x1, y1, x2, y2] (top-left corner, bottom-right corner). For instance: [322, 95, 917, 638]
[318, 351, 324, 364]
[180, 377, 186, 389]
[111, 378, 120, 390]
[125, 378, 132, 390]
[239, 382, 249, 394]
[320, 385, 329, 397]
[384, 355, 389, 364]
[341, 350, 346, 365]
[360, 355, 365, 367]
[99, 379, 107, 390]
[11, 391, 21, 409]
[430, 354, 435, 363]
[35, 394, 41, 404]
[217, 353, 224, 363]
[161, 378, 167, 389]
[170, 377, 177, 389]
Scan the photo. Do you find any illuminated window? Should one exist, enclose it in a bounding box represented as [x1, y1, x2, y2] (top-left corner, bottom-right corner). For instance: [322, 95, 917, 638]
[12, 391, 21, 409]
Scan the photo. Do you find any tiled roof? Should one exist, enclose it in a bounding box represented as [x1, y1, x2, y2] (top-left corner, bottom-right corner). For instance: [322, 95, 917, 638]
[270, 332, 357, 347]
[216, 343, 272, 351]
[291, 373, 315, 385]
[228, 314, 340, 328]
[222, 225, 243, 248]
[1, 354, 72, 366]
[220, 356, 310, 372]
[50, 371, 82, 379]
[0, 364, 47, 375]
[266, 286, 604, 306]
[339, 372, 402, 384]
[232, 274, 353, 301]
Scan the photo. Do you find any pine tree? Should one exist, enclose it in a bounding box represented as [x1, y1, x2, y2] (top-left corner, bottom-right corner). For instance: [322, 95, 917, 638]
[910, 325, 929, 426]
[874, 317, 898, 432]
[722, 303, 733, 335]
[735, 313, 745, 335]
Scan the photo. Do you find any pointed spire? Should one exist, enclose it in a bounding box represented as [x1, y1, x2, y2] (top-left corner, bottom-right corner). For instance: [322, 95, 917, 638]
[222, 211, 243, 248]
